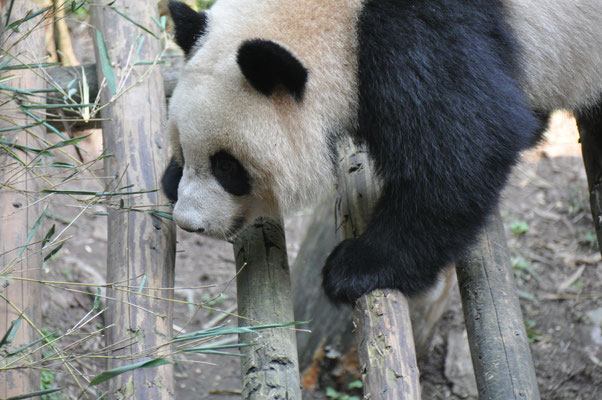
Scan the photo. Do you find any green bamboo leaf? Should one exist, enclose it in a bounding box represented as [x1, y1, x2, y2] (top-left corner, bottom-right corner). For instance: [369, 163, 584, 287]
[0, 63, 60, 71]
[0, 314, 22, 347]
[7, 330, 59, 356]
[172, 321, 305, 342]
[21, 103, 94, 109]
[110, 7, 158, 39]
[44, 133, 91, 150]
[41, 224, 55, 248]
[18, 209, 47, 257]
[48, 162, 77, 168]
[21, 109, 70, 141]
[6, 388, 62, 400]
[0, 142, 25, 164]
[0, 139, 53, 156]
[5, 5, 52, 31]
[138, 274, 147, 293]
[148, 210, 173, 220]
[0, 83, 34, 95]
[4, 0, 15, 30]
[89, 358, 172, 386]
[41, 189, 158, 196]
[93, 288, 101, 310]
[43, 243, 64, 263]
[0, 122, 44, 133]
[95, 30, 117, 95]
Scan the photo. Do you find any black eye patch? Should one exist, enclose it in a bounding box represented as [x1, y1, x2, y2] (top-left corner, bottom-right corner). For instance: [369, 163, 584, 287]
[210, 151, 251, 196]
[162, 157, 183, 202]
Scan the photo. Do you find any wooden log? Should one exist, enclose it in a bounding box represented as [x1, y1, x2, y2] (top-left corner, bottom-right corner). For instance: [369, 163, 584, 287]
[354, 290, 421, 399]
[0, 1, 45, 397]
[337, 140, 421, 399]
[456, 209, 540, 400]
[89, 2, 176, 398]
[293, 196, 454, 387]
[575, 103, 602, 254]
[233, 218, 302, 399]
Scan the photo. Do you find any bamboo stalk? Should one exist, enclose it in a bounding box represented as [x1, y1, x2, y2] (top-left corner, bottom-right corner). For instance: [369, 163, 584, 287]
[0, 1, 46, 397]
[89, 2, 176, 398]
[234, 218, 302, 399]
[456, 209, 540, 399]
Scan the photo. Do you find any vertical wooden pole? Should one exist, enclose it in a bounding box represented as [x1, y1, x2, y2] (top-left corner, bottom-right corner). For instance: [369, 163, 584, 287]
[456, 209, 540, 399]
[336, 140, 421, 399]
[89, 2, 175, 398]
[0, 1, 45, 397]
[575, 103, 602, 253]
[234, 218, 302, 399]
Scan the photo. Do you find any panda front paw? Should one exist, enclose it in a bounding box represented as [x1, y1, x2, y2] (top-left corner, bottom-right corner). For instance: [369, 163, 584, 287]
[322, 238, 386, 305]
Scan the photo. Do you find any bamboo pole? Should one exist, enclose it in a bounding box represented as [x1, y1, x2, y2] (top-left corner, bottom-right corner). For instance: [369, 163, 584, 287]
[337, 140, 421, 399]
[0, 1, 45, 397]
[456, 209, 540, 399]
[575, 104, 602, 253]
[233, 218, 302, 399]
[89, 2, 176, 398]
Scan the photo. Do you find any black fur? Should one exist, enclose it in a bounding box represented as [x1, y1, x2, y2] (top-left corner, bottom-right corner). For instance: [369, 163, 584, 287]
[162, 157, 183, 202]
[168, 1, 207, 57]
[237, 39, 308, 101]
[322, 0, 542, 304]
[210, 150, 252, 196]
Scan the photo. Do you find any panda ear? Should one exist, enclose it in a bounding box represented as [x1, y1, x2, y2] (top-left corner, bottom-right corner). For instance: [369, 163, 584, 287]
[168, 1, 207, 56]
[237, 39, 308, 101]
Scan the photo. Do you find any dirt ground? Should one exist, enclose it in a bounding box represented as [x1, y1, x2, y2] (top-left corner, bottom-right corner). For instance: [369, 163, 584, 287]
[37, 108, 601, 399]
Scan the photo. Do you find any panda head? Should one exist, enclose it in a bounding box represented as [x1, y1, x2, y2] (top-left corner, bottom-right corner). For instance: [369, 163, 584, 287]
[164, 1, 348, 240]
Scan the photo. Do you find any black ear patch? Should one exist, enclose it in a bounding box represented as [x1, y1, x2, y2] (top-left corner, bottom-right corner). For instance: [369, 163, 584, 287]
[237, 39, 309, 101]
[168, 1, 207, 57]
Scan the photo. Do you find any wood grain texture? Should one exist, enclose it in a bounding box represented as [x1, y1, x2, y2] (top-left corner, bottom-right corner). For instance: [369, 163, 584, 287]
[354, 290, 421, 399]
[336, 139, 421, 399]
[234, 218, 302, 399]
[0, 1, 45, 397]
[89, 2, 176, 398]
[456, 209, 540, 400]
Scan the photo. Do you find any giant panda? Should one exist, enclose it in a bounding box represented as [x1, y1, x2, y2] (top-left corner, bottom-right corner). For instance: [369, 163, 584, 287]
[163, 0, 602, 304]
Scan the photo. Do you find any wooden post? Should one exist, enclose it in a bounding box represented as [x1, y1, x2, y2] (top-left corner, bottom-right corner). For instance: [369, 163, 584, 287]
[337, 140, 421, 399]
[0, 1, 45, 397]
[456, 209, 540, 399]
[575, 104, 602, 253]
[234, 218, 302, 399]
[293, 195, 454, 386]
[89, 2, 176, 398]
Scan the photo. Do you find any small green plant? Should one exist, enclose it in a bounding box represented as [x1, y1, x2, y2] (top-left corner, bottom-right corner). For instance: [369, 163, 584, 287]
[512, 255, 538, 280]
[578, 232, 599, 250]
[509, 220, 529, 237]
[524, 319, 543, 343]
[326, 380, 363, 400]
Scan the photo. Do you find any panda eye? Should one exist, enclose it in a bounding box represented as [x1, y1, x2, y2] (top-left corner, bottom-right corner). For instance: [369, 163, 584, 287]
[210, 150, 251, 196]
[216, 158, 237, 174]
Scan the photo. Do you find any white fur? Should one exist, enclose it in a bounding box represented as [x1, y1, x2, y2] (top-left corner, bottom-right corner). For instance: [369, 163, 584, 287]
[168, 0, 601, 237]
[169, 0, 362, 235]
[503, 0, 602, 111]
